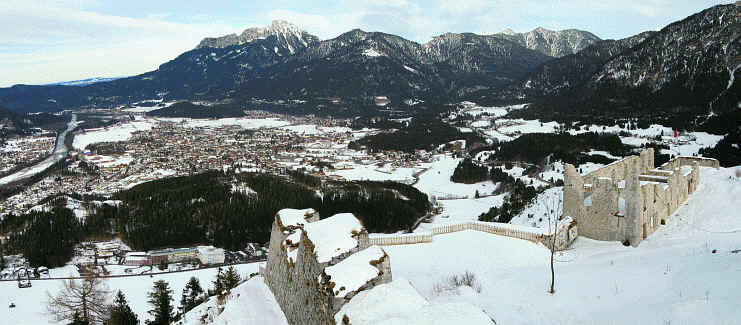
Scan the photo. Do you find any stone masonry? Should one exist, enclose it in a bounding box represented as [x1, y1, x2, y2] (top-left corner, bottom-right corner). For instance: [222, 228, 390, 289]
[263, 208, 392, 325]
[564, 149, 719, 246]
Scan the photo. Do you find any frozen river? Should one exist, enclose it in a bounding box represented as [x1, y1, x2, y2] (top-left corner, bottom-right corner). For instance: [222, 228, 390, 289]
[0, 114, 77, 186]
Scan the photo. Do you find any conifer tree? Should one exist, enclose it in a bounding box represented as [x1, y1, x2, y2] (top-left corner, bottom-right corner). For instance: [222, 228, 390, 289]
[211, 267, 225, 295]
[146, 280, 173, 325]
[222, 266, 241, 291]
[179, 277, 205, 315]
[107, 290, 139, 325]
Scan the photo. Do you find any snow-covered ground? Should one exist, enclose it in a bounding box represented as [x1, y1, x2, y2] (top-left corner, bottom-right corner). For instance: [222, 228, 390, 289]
[326, 163, 420, 184]
[495, 118, 560, 135]
[73, 116, 293, 151]
[179, 276, 288, 325]
[509, 187, 563, 229]
[5, 168, 739, 324]
[1, 263, 259, 325]
[414, 195, 506, 233]
[384, 167, 741, 324]
[73, 120, 155, 151]
[168, 117, 289, 130]
[413, 155, 496, 199]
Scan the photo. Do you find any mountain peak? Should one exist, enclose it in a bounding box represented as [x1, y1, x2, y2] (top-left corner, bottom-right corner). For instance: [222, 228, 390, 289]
[493, 27, 600, 57]
[196, 20, 319, 50]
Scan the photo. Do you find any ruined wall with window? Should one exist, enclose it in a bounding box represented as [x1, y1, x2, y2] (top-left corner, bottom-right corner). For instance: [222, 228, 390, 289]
[564, 149, 717, 246]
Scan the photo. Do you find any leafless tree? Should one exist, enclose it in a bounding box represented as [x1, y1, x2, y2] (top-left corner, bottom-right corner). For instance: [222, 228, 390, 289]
[544, 192, 563, 294]
[47, 275, 111, 324]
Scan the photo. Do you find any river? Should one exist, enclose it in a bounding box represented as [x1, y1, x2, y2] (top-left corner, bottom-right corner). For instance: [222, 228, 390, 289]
[0, 114, 78, 186]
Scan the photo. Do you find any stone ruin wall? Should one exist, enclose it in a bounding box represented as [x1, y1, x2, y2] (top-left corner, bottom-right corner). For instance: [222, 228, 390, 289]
[564, 149, 714, 246]
[264, 220, 334, 325]
[264, 213, 391, 325]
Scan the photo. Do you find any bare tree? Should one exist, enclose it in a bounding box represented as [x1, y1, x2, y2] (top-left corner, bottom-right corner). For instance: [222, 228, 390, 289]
[47, 275, 110, 324]
[544, 192, 563, 294]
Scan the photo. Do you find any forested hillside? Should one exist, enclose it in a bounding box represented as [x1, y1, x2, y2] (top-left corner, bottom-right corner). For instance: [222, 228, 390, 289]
[1, 171, 430, 267]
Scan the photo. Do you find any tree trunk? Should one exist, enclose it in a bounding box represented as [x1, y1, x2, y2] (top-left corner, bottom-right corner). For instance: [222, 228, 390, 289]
[549, 249, 555, 294]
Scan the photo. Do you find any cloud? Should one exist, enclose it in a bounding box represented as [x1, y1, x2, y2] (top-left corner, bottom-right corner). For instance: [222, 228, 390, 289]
[0, 0, 238, 86]
[0, 0, 734, 86]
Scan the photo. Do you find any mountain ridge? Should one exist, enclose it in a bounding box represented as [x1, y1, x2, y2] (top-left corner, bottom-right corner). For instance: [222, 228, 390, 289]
[0, 4, 736, 123]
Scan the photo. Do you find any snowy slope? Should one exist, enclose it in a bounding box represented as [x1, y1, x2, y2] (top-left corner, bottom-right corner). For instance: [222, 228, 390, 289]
[178, 276, 287, 325]
[384, 167, 741, 324]
[413, 155, 496, 199]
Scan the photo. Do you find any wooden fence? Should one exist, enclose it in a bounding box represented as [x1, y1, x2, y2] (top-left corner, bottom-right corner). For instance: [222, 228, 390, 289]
[431, 222, 546, 243]
[364, 221, 554, 248]
[366, 233, 433, 246]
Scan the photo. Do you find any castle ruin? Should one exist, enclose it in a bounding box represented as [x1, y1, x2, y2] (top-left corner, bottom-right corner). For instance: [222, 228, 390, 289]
[263, 208, 392, 325]
[563, 148, 719, 246]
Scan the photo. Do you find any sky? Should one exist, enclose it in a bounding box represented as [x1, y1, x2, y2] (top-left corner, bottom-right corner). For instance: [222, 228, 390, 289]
[0, 0, 734, 87]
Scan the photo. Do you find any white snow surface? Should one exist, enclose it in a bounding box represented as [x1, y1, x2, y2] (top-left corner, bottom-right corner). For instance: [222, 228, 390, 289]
[336, 278, 491, 325]
[276, 208, 316, 228]
[179, 276, 288, 325]
[324, 246, 386, 298]
[510, 187, 563, 229]
[73, 120, 155, 150]
[362, 48, 384, 57]
[158, 117, 289, 130]
[303, 213, 364, 263]
[327, 163, 418, 184]
[383, 167, 741, 324]
[414, 155, 496, 199]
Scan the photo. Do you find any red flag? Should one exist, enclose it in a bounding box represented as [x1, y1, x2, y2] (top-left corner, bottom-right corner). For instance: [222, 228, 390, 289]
[673, 129, 678, 138]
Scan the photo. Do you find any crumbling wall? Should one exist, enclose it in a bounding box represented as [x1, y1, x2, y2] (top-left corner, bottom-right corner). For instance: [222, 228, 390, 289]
[264, 213, 389, 325]
[563, 150, 716, 246]
[264, 217, 335, 325]
[582, 177, 621, 240]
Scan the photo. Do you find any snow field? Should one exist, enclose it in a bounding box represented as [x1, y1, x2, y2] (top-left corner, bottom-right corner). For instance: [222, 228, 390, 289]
[73, 120, 155, 151]
[413, 155, 496, 199]
[384, 167, 741, 324]
[326, 163, 419, 184]
[179, 276, 288, 325]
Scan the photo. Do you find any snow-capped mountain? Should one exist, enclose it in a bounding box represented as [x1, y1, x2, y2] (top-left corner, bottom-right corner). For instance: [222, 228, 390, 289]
[196, 20, 320, 54]
[493, 27, 601, 57]
[0, 4, 736, 119]
[233, 29, 551, 101]
[513, 31, 656, 98]
[587, 4, 739, 113]
[492, 3, 739, 123]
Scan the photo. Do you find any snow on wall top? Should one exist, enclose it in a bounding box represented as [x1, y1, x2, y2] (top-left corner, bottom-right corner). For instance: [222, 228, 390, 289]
[276, 208, 317, 230]
[335, 278, 492, 325]
[323, 246, 386, 298]
[303, 213, 364, 263]
[283, 229, 302, 263]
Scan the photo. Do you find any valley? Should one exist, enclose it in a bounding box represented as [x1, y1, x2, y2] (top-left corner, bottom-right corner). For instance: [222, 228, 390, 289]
[0, 2, 739, 325]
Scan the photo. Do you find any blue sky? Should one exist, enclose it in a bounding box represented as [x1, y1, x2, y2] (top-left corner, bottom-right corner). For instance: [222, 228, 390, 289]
[0, 0, 734, 87]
